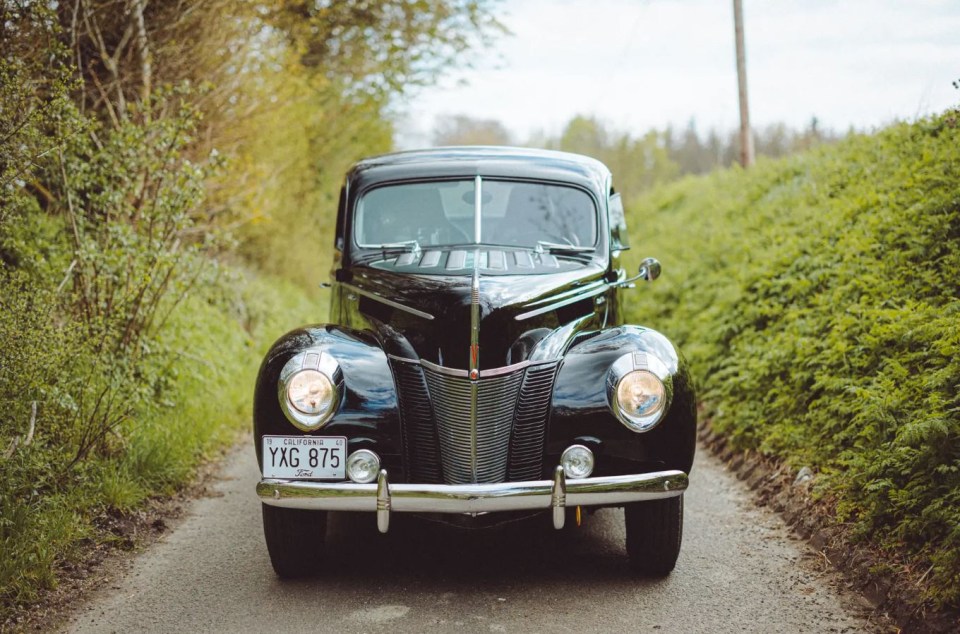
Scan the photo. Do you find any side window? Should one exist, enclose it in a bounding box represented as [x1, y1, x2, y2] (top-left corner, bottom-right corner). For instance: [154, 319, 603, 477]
[334, 185, 346, 252]
[609, 192, 630, 251]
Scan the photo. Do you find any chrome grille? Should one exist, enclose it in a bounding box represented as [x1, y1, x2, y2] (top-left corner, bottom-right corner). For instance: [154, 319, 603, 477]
[391, 361, 443, 483]
[391, 357, 559, 486]
[423, 365, 525, 484]
[508, 363, 559, 481]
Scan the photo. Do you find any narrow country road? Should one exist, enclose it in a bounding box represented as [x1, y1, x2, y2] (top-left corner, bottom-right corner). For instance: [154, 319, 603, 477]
[64, 441, 888, 633]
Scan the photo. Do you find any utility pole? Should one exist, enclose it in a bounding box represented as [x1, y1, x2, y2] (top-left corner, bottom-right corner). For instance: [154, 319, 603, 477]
[733, 0, 754, 167]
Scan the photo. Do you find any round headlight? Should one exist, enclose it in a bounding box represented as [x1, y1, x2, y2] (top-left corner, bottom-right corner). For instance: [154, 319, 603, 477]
[346, 449, 381, 484]
[615, 370, 666, 431]
[287, 370, 335, 417]
[561, 444, 595, 479]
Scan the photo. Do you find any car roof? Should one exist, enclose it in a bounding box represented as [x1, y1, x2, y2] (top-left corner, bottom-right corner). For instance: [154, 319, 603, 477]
[346, 146, 612, 195]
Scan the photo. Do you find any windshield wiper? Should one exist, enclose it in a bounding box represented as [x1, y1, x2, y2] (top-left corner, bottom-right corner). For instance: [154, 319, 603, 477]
[356, 239, 422, 263]
[378, 239, 421, 254]
[535, 240, 594, 255]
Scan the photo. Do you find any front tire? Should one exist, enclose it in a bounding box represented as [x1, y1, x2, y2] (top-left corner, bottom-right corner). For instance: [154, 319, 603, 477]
[624, 494, 683, 576]
[261, 504, 327, 578]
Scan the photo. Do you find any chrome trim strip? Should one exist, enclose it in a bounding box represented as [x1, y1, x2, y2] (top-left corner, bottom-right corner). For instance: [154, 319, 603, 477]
[529, 313, 594, 361]
[515, 284, 608, 321]
[524, 279, 607, 308]
[408, 356, 554, 379]
[469, 379, 478, 482]
[389, 355, 556, 377]
[420, 358, 467, 377]
[342, 283, 434, 320]
[258, 469, 689, 519]
[470, 270, 480, 375]
[469, 268, 480, 481]
[470, 180, 484, 486]
[474, 175, 483, 242]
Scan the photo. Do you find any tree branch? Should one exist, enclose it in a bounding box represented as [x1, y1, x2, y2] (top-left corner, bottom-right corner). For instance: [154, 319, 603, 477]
[129, 0, 152, 117]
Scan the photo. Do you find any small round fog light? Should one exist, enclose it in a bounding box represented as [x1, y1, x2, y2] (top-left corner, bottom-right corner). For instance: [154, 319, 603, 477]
[560, 444, 595, 479]
[346, 449, 381, 484]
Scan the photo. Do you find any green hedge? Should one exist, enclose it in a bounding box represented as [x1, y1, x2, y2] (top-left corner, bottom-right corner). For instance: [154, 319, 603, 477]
[0, 269, 320, 618]
[622, 114, 960, 607]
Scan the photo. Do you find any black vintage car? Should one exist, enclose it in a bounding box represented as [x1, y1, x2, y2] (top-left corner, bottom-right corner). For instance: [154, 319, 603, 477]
[254, 147, 696, 577]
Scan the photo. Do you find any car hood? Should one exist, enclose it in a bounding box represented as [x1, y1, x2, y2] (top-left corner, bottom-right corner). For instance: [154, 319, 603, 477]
[346, 262, 609, 370]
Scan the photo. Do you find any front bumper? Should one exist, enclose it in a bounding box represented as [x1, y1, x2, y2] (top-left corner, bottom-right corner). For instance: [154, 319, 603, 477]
[257, 466, 688, 533]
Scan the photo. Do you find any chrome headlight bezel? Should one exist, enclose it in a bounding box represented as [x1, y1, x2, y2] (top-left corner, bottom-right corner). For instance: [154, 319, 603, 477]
[606, 351, 673, 433]
[278, 350, 343, 431]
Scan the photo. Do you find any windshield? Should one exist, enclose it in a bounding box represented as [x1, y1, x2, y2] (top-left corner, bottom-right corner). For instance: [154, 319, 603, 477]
[354, 179, 597, 249]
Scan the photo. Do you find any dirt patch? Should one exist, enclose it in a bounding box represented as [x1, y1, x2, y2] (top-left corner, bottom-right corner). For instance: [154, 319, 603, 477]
[698, 421, 960, 634]
[1, 440, 246, 634]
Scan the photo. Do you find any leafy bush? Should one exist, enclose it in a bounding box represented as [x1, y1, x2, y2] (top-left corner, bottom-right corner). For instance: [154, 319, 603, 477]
[623, 114, 960, 607]
[0, 5, 223, 614]
[1, 0, 503, 623]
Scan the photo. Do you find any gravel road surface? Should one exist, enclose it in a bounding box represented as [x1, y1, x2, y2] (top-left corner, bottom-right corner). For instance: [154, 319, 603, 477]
[64, 442, 888, 633]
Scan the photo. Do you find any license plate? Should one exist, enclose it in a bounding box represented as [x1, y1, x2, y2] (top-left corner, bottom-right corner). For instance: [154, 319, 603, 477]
[262, 436, 346, 480]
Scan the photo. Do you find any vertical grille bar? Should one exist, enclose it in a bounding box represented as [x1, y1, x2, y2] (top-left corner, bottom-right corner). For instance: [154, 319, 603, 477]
[475, 372, 524, 482]
[423, 367, 524, 485]
[390, 360, 444, 483]
[423, 369, 474, 484]
[508, 362, 559, 481]
[394, 359, 558, 486]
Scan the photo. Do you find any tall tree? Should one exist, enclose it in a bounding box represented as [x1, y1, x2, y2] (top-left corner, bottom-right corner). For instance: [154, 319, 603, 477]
[433, 115, 513, 146]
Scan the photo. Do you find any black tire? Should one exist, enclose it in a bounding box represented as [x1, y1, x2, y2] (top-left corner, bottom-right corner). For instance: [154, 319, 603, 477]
[624, 494, 683, 576]
[261, 504, 327, 578]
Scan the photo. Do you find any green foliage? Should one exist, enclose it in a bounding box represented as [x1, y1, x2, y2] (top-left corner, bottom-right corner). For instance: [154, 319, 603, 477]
[0, 0, 502, 622]
[623, 115, 960, 608]
[0, 266, 317, 615]
[433, 114, 514, 146]
[548, 115, 679, 199]
[227, 62, 393, 287]
[265, 0, 505, 100]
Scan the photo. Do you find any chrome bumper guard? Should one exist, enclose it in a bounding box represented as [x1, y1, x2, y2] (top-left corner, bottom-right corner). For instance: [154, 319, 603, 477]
[257, 466, 688, 534]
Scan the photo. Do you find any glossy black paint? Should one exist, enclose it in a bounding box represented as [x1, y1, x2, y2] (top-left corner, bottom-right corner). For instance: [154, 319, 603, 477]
[253, 146, 696, 489]
[253, 326, 404, 476]
[335, 263, 612, 368]
[548, 326, 697, 475]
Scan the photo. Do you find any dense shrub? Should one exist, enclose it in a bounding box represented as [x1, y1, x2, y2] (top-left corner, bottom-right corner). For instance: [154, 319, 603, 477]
[622, 114, 960, 607]
[0, 4, 222, 613]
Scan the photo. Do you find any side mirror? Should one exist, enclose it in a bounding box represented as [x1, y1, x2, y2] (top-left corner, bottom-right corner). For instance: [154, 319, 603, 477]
[615, 257, 662, 288]
[638, 257, 661, 282]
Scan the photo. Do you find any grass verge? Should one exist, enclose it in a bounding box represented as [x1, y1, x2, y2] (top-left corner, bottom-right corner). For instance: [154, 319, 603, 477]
[621, 112, 960, 611]
[0, 267, 322, 623]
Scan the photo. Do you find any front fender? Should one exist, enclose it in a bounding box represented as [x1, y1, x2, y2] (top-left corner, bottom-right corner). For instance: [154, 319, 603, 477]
[253, 325, 400, 472]
[548, 325, 697, 474]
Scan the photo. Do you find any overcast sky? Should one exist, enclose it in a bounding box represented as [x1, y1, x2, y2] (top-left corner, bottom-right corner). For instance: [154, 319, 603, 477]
[395, 0, 960, 148]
